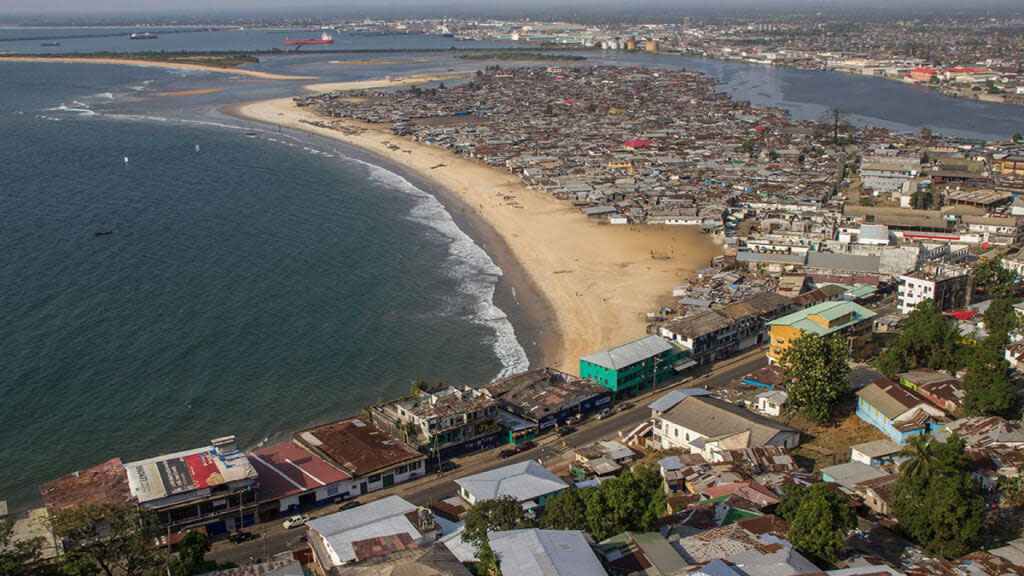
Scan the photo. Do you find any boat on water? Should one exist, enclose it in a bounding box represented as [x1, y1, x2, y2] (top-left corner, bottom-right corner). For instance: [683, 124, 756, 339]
[40, 41, 61, 47]
[284, 31, 333, 46]
[130, 32, 158, 40]
[94, 230, 113, 236]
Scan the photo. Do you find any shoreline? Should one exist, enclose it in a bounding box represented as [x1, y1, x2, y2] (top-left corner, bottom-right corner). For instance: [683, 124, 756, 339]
[223, 86, 718, 374]
[0, 56, 319, 80]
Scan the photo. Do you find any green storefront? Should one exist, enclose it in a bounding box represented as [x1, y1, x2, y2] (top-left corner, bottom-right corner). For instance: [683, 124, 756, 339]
[579, 335, 687, 398]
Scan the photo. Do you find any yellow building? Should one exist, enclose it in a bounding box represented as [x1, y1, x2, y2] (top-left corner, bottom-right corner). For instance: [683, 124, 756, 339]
[766, 301, 876, 363]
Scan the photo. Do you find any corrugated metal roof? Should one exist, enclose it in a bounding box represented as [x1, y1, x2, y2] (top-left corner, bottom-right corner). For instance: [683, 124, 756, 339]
[455, 461, 568, 503]
[648, 388, 712, 413]
[489, 529, 607, 576]
[579, 335, 672, 371]
[306, 495, 424, 566]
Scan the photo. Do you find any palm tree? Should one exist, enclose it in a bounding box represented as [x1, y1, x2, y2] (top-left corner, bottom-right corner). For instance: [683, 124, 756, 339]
[899, 434, 940, 481]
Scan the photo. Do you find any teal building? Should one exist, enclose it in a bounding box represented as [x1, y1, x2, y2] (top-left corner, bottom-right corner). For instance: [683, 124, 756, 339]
[579, 335, 688, 397]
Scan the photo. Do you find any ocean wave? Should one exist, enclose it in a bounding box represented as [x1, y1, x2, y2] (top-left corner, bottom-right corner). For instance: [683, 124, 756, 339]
[44, 104, 97, 116]
[362, 164, 530, 380]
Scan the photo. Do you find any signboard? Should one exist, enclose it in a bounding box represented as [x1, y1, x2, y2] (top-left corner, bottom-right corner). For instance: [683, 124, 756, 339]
[153, 451, 224, 497]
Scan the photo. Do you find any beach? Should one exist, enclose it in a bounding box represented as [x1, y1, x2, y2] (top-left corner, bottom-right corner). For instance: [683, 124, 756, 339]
[0, 56, 318, 80]
[225, 80, 718, 373]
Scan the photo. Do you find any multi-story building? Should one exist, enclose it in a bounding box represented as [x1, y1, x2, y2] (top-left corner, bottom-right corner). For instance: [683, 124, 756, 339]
[367, 386, 500, 461]
[997, 154, 1024, 177]
[765, 300, 876, 363]
[579, 335, 689, 397]
[123, 436, 259, 534]
[484, 368, 612, 439]
[896, 268, 972, 314]
[660, 292, 794, 366]
[652, 395, 800, 458]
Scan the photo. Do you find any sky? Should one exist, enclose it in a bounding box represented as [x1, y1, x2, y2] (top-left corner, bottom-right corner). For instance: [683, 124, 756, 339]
[2, 0, 1022, 17]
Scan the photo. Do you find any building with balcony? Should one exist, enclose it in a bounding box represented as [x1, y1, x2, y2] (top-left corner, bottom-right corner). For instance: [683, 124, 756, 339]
[483, 367, 612, 439]
[123, 436, 258, 534]
[367, 386, 501, 462]
[652, 395, 800, 458]
[765, 300, 876, 363]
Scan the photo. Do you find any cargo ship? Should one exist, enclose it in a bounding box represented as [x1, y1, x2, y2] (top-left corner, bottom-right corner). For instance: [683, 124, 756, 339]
[284, 31, 334, 46]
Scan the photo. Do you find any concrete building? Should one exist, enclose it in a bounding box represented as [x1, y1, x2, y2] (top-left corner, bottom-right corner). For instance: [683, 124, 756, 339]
[850, 439, 902, 467]
[653, 395, 800, 457]
[366, 386, 501, 461]
[765, 301, 876, 363]
[294, 418, 426, 497]
[896, 268, 972, 314]
[579, 335, 689, 397]
[123, 436, 259, 533]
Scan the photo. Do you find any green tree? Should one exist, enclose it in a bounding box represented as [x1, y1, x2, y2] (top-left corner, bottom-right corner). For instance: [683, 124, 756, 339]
[779, 332, 851, 424]
[171, 531, 218, 576]
[983, 296, 1021, 343]
[891, 434, 984, 558]
[972, 258, 1014, 299]
[1013, 132, 1022, 143]
[539, 488, 588, 531]
[461, 496, 530, 550]
[961, 345, 1016, 417]
[920, 125, 932, 139]
[777, 483, 855, 565]
[49, 503, 162, 576]
[874, 300, 962, 378]
[899, 434, 942, 481]
[597, 464, 666, 538]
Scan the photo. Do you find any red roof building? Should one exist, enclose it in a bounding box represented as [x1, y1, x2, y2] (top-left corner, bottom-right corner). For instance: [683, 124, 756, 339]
[623, 138, 653, 149]
[909, 67, 938, 82]
[38, 457, 133, 512]
[248, 442, 354, 514]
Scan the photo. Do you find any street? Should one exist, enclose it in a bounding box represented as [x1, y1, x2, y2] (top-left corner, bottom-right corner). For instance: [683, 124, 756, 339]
[207, 347, 769, 565]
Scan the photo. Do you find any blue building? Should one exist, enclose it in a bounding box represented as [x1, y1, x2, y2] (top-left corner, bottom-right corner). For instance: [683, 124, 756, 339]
[856, 377, 949, 444]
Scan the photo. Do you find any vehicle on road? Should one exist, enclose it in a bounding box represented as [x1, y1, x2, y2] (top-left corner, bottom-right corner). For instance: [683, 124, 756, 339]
[339, 500, 361, 511]
[439, 461, 459, 473]
[556, 426, 576, 437]
[616, 402, 634, 412]
[596, 408, 611, 420]
[228, 531, 257, 543]
[514, 440, 536, 453]
[499, 448, 516, 458]
[282, 515, 309, 529]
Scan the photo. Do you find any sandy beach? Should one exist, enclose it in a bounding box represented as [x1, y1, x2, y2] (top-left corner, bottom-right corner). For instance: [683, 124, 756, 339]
[0, 56, 318, 80]
[225, 87, 718, 375]
[300, 72, 469, 94]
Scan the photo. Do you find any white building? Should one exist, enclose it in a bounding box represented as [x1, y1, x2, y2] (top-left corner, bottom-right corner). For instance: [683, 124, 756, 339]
[653, 395, 800, 458]
[756, 390, 788, 417]
[489, 529, 607, 576]
[897, 268, 972, 314]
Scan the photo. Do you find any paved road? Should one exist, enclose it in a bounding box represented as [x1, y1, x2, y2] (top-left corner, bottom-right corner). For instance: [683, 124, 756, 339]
[207, 347, 769, 565]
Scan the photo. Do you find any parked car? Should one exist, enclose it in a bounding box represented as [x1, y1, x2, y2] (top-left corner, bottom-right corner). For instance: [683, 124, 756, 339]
[596, 408, 612, 420]
[556, 426, 576, 437]
[514, 440, 536, 453]
[339, 500, 361, 511]
[616, 402, 634, 412]
[499, 448, 516, 458]
[439, 461, 459, 473]
[228, 531, 257, 543]
[282, 515, 309, 529]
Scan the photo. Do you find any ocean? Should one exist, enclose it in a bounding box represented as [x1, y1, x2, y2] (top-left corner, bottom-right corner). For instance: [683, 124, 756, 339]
[0, 59, 530, 512]
[2, 39, 1022, 513]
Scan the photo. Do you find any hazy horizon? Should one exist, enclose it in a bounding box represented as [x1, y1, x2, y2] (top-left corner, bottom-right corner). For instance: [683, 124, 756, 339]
[3, 0, 1024, 21]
